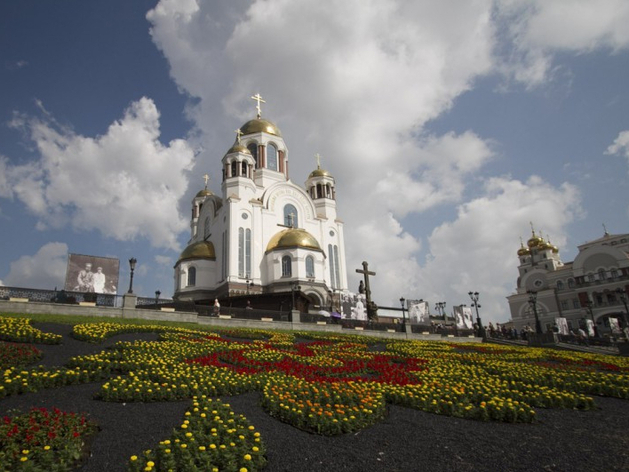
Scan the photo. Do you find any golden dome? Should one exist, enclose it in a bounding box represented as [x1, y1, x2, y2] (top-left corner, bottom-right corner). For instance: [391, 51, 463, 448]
[177, 241, 216, 263]
[527, 232, 543, 248]
[517, 243, 530, 257]
[240, 118, 282, 137]
[265, 228, 322, 253]
[308, 167, 332, 179]
[226, 143, 251, 155]
[196, 188, 213, 198]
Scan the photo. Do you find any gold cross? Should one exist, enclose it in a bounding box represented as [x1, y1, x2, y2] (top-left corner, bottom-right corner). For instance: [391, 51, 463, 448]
[314, 153, 321, 169]
[251, 93, 265, 118]
[235, 128, 243, 143]
[203, 174, 209, 188]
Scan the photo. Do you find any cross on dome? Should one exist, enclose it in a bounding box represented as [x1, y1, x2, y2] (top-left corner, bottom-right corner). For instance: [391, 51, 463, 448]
[251, 93, 265, 119]
[314, 153, 322, 169]
[235, 128, 243, 143]
[203, 173, 210, 189]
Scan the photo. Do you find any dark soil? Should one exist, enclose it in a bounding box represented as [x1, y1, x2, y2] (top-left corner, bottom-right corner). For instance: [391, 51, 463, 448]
[1, 323, 628, 472]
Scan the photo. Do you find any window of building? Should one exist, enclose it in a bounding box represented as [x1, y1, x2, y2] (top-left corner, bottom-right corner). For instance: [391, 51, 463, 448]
[247, 143, 258, 167]
[306, 255, 315, 278]
[610, 269, 618, 279]
[587, 274, 595, 283]
[561, 300, 568, 310]
[204, 217, 210, 239]
[556, 280, 564, 290]
[598, 269, 606, 281]
[238, 228, 251, 278]
[282, 255, 292, 277]
[267, 144, 278, 171]
[284, 204, 298, 227]
[572, 299, 580, 309]
[328, 244, 340, 289]
[231, 161, 238, 177]
[187, 267, 196, 287]
[568, 278, 575, 288]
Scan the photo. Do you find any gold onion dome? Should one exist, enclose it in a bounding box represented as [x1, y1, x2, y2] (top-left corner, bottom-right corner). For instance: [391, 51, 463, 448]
[266, 228, 322, 253]
[309, 167, 332, 179]
[226, 142, 251, 155]
[240, 118, 282, 137]
[517, 242, 530, 256]
[178, 241, 216, 263]
[527, 232, 544, 248]
[196, 188, 213, 198]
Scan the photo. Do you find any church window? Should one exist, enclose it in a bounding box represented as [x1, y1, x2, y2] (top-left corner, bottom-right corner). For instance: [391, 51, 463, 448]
[187, 267, 196, 287]
[267, 144, 278, 171]
[245, 229, 251, 277]
[333, 246, 340, 289]
[284, 204, 298, 227]
[282, 255, 292, 277]
[306, 255, 315, 278]
[328, 244, 340, 289]
[204, 217, 210, 239]
[247, 143, 258, 167]
[241, 161, 247, 177]
[222, 231, 227, 281]
[238, 228, 251, 277]
[231, 161, 238, 177]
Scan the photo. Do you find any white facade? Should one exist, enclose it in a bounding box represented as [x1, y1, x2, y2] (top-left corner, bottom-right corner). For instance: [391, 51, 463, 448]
[507, 228, 629, 334]
[173, 110, 348, 308]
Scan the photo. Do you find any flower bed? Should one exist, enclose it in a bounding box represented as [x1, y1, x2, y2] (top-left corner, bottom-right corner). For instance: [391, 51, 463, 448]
[0, 407, 98, 471]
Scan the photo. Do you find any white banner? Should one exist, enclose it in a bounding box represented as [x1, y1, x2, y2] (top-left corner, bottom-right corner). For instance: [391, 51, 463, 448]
[454, 305, 474, 329]
[555, 317, 569, 335]
[408, 299, 429, 323]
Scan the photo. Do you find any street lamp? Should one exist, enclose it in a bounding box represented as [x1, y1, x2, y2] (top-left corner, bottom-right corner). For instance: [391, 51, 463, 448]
[155, 290, 161, 304]
[527, 290, 543, 334]
[615, 288, 629, 328]
[246, 275, 251, 295]
[400, 297, 406, 329]
[127, 258, 137, 294]
[291, 281, 301, 311]
[435, 301, 446, 323]
[468, 291, 484, 338]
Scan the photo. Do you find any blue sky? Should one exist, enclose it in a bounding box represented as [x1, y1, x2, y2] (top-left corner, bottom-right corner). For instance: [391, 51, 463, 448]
[1, 0, 628, 323]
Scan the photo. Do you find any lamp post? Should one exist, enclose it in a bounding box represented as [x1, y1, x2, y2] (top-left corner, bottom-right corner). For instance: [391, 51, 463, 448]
[155, 290, 161, 304]
[127, 258, 137, 294]
[527, 290, 543, 334]
[246, 276, 251, 295]
[400, 297, 406, 330]
[291, 281, 301, 311]
[615, 288, 629, 328]
[468, 291, 484, 338]
[435, 301, 446, 323]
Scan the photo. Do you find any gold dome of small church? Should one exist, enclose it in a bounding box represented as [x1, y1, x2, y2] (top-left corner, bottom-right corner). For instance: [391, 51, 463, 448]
[240, 118, 282, 137]
[266, 228, 322, 253]
[177, 241, 216, 263]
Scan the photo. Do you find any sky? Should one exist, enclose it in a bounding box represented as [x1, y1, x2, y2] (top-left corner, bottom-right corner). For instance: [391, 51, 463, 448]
[1, 0, 628, 324]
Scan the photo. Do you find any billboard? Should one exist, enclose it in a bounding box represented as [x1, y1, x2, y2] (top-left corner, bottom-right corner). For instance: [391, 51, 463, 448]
[65, 253, 120, 294]
[408, 299, 430, 324]
[454, 305, 474, 329]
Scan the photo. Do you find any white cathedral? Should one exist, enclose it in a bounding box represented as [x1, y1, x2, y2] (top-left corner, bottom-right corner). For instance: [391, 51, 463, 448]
[173, 95, 348, 310]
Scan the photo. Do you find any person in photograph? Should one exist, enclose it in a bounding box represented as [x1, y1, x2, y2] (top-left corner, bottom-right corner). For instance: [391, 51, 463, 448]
[93, 267, 106, 293]
[353, 295, 367, 321]
[77, 263, 95, 292]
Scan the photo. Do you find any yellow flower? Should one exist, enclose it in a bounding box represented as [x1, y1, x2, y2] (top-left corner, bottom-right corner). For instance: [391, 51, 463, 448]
[130, 456, 138, 461]
[244, 454, 252, 460]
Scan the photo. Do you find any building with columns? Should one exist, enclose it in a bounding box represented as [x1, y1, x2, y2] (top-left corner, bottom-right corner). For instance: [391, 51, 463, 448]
[507, 227, 629, 334]
[173, 96, 348, 309]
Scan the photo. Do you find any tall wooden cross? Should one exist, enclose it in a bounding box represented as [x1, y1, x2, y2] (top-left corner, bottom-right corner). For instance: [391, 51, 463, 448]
[251, 93, 265, 118]
[356, 261, 375, 305]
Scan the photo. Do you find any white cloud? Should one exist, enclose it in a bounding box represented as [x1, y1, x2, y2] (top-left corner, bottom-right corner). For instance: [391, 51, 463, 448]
[5, 98, 195, 249]
[3, 242, 69, 290]
[495, 0, 629, 86]
[606, 130, 629, 167]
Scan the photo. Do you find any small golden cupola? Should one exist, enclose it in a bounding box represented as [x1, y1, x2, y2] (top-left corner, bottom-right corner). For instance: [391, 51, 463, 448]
[527, 223, 544, 248]
[517, 237, 530, 256]
[306, 153, 335, 200]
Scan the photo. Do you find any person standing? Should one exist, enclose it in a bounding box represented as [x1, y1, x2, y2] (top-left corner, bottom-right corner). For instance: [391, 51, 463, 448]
[77, 263, 95, 292]
[93, 267, 106, 293]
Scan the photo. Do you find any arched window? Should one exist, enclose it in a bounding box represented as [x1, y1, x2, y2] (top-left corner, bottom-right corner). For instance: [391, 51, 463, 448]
[247, 143, 258, 168]
[267, 144, 278, 171]
[187, 267, 196, 287]
[231, 161, 238, 177]
[284, 204, 298, 227]
[282, 255, 292, 277]
[204, 217, 210, 239]
[241, 161, 248, 177]
[556, 280, 564, 290]
[306, 255, 315, 278]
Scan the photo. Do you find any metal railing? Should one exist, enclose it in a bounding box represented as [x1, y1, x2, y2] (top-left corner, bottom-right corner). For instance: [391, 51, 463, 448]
[0, 285, 121, 307]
